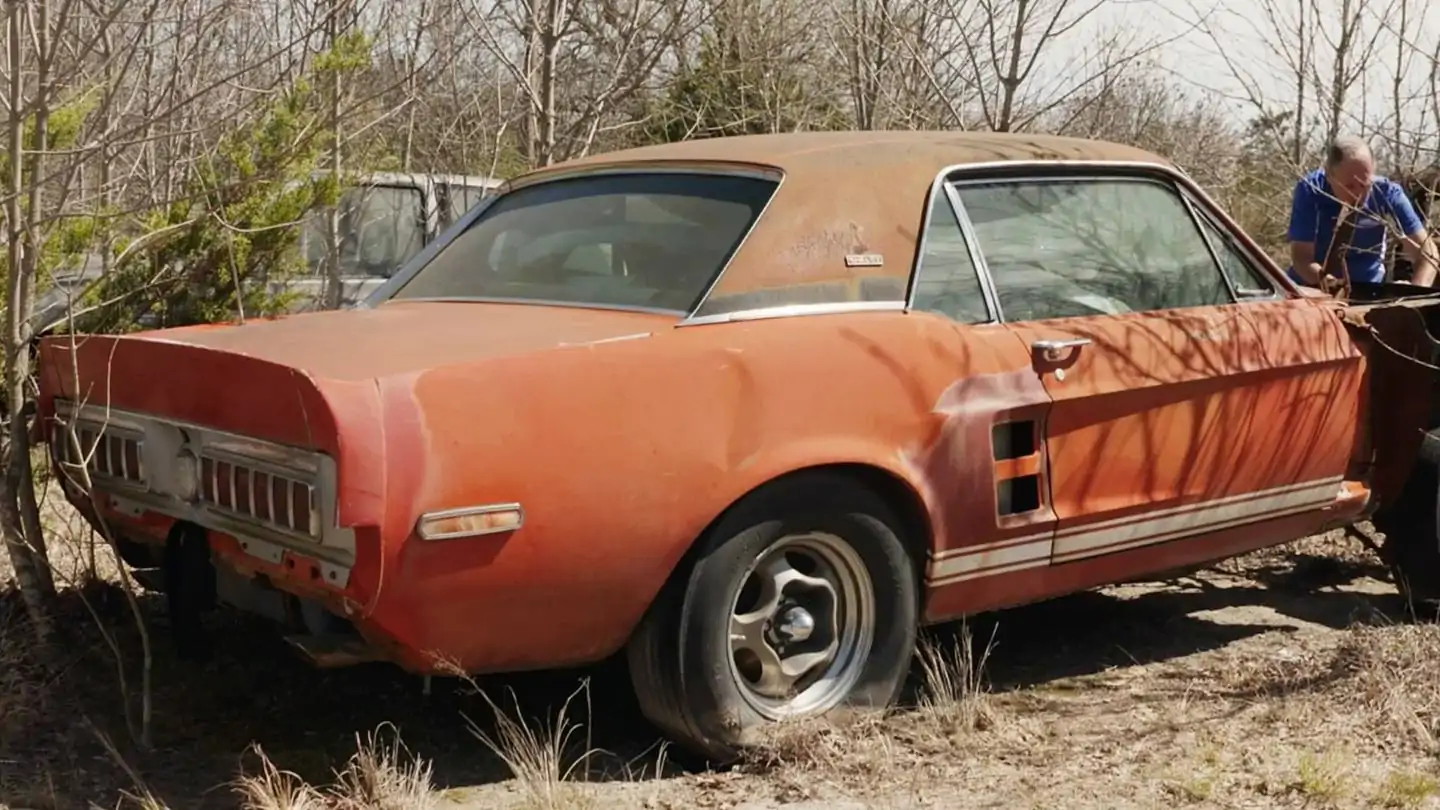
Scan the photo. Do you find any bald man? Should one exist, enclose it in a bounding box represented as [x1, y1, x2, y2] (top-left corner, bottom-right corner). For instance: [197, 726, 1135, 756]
[1287, 136, 1437, 289]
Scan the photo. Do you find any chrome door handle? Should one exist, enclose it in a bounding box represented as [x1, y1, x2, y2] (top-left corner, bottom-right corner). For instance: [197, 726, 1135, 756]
[1032, 338, 1092, 362]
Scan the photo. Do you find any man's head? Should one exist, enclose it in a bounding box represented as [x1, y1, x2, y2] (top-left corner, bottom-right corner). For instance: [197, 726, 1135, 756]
[1325, 136, 1376, 205]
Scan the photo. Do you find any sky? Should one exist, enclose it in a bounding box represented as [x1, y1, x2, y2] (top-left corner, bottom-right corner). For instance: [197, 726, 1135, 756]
[1054, 0, 1440, 145]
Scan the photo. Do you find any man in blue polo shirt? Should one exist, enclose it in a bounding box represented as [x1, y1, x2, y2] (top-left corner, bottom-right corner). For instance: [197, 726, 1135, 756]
[1287, 136, 1436, 289]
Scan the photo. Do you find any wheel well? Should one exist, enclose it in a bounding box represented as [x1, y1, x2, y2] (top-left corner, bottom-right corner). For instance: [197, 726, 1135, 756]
[824, 463, 933, 570]
[662, 463, 934, 597]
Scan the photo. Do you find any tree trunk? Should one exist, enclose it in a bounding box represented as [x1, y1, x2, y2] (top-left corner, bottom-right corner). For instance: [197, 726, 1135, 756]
[2, 0, 54, 646]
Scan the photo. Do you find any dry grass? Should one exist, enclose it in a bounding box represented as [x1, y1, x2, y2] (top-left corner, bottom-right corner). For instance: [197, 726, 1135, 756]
[1376, 768, 1440, 809]
[224, 726, 437, 807]
[1327, 620, 1440, 751]
[329, 724, 441, 810]
[231, 725, 440, 810]
[231, 746, 329, 810]
[461, 678, 609, 810]
[720, 620, 1025, 807]
[914, 620, 998, 733]
[13, 517, 1440, 808]
[0, 597, 44, 752]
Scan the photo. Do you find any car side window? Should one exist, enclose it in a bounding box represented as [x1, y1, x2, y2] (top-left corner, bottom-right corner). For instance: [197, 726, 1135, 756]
[1190, 203, 1278, 297]
[910, 186, 991, 324]
[954, 177, 1234, 321]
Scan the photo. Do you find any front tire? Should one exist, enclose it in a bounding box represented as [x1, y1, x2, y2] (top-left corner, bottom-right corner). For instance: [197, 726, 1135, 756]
[1375, 432, 1440, 613]
[626, 473, 919, 762]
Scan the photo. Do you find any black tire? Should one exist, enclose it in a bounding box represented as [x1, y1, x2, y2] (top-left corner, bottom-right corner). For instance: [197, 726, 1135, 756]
[625, 472, 919, 763]
[164, 521, 217, 661]
[1375, 431, 1440, 615]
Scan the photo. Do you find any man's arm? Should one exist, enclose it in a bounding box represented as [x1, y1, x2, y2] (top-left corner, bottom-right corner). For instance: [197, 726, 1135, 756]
[1290, 241, 1323, 285]
[1400, 232, 1437, 286]
[1386, 180, 1438, 286]
[1287, 176, 1324, 285]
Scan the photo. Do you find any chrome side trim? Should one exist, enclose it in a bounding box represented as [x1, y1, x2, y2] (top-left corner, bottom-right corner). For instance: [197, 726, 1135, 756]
[676, 300, 904, 328]
[391, 296, 686, 318]
[928, 476, 1344, 587]
[416, 502, 525, 541]
[942, 182, 1004, 322]
[901, 175, 997, 323]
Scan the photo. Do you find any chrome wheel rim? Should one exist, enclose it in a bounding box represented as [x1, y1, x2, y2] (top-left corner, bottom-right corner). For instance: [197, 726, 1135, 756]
[726, 531, 875, 720]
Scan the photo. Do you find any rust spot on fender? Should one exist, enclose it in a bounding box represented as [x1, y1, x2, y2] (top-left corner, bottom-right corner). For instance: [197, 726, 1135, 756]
[898, 368, 1050, 553]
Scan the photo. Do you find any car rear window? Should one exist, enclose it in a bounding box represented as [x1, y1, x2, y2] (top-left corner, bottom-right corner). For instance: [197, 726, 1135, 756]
[390, 172, 778, 313]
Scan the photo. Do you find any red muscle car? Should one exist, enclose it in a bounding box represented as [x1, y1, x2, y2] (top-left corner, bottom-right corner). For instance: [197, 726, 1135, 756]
[35, 131, 1440, 760]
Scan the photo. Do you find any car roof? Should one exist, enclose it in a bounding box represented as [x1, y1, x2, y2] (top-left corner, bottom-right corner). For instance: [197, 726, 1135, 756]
[510, 131, 1179, 318]
[535, 130, 1170, 178]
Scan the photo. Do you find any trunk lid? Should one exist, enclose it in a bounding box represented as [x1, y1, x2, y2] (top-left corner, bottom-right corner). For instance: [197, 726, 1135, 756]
[36, 301, 674, 452]
[123, 300, 675, 381]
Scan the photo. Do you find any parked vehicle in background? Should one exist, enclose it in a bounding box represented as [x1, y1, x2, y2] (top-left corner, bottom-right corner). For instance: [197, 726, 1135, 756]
[289, 171, 502, 308]
[29, 171, 503, 335]
[33, 130, 1440, 763]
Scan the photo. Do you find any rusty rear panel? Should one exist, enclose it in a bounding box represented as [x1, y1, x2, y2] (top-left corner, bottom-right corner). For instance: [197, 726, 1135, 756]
[35, 332, 390, 531]
[35, 305, 679, 529]
[37, 333, 345, 454]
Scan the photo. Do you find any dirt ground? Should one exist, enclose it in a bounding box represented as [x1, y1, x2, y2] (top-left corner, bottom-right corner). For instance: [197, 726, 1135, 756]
[5, 495, 1440, 809]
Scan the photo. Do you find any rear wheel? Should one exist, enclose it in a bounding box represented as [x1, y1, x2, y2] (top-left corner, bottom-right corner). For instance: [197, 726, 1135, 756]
[626, 473, 919, 762]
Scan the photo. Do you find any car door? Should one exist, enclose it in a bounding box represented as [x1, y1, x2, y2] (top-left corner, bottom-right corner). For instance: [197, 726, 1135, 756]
[948, 170, 1358, 568]
[1181, 191, 1367, 492]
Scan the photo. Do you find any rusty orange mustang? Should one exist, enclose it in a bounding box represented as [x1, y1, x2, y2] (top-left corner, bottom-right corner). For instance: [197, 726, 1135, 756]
[34, 131, 1440, 760]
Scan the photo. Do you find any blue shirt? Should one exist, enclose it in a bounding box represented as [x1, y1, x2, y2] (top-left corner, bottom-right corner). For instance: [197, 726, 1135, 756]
[1287, 168, 1424, 284]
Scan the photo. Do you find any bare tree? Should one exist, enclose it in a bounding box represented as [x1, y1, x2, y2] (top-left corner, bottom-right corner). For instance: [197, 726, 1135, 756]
[466, 0, 692, 166]
[1314, 0, 1387, 146]
[831, 0, 960, 130]
[938, 0, 1149, 133]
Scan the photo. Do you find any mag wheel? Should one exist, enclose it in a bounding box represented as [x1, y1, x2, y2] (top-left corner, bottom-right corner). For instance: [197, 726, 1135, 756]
[626, 472, 918, 762]
[726, 530, 875, 719]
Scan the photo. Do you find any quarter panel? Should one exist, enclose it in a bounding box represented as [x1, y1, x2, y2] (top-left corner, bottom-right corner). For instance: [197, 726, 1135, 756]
[382, 311, 985, 671]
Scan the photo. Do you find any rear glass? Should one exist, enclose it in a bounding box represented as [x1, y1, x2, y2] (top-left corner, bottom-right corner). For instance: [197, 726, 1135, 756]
[391, 172, 777, 312]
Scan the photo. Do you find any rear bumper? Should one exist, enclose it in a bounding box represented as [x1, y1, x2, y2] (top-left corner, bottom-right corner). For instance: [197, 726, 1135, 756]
[83, 506, 432, 672]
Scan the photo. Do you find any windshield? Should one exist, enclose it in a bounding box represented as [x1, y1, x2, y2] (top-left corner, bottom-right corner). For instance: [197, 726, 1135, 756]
[389, 172, 778, 312]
